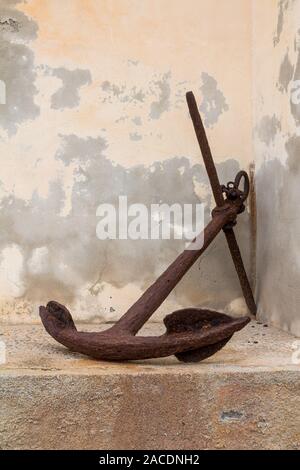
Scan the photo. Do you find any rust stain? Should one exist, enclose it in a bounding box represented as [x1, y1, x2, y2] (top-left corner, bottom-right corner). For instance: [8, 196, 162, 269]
[249, 162, 257, 294]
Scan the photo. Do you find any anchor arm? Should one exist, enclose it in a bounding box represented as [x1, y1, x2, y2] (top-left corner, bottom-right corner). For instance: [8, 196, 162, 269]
[40, 302, 249, 361]
[111, 201, 240, 335]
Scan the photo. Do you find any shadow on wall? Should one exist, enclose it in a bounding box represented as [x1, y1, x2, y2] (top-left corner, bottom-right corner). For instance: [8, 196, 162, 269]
[256, 142, 300, 335]
[0, 134, 252, 320]
[255, 1, 300, 335]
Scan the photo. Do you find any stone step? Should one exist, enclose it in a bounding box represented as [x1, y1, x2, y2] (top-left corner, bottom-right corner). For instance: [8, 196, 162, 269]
[0, 321, 299, 450]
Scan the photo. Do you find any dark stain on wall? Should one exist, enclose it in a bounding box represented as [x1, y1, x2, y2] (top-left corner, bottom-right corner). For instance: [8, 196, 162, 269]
[0, 17, 19, 32]
[290, 49, 300, 124]
[199, 73, 229, 128]
[277, 51, 294, 92]
[256, 115, 281, 145]
[256, 156, 300, 331]
[276, 32, 300, 126]
[285, 134, 300, 172]
[0, 0, 39, 134]
[50, 68, 92, 110]
[149, 72, 171, 119]
[0, 133, 251, 314]
[273, 0, 290, 47]
[101, 80, 145, 104]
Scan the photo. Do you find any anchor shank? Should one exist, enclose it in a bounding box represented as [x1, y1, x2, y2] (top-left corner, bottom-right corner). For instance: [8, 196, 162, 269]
[111, 203, 239, 335]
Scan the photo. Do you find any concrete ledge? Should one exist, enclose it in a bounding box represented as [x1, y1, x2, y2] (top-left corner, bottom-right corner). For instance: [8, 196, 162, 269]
[0, 321, 299, 450]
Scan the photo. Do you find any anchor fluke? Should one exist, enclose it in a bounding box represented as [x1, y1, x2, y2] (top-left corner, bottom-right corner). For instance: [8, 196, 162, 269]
[164, 308, 249, 362]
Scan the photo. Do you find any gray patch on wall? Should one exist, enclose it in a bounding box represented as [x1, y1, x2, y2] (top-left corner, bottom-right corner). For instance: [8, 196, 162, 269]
[149, 72, 171, 120]
[132, 116, 142, 126]
[0, 17, 19, 32]
[50, 68, 92, 110]
[285, 134, 300, 172]
[290, 49, 300, 124]
[101, 81, 145, 104]
[220, 410, 244, 422]
[256, 115, 281, 145]
[256, 153, 300, 333]
[101, 80, 124, 98]
[273, 0, 290, 47]
[275, 35, 300, 125]
[0, 133, 251, 316]
[277, 51, 294, 92]
[129, 132, 142, 141]
[199, 72, 229, 128]
[0, 2, 39, 134]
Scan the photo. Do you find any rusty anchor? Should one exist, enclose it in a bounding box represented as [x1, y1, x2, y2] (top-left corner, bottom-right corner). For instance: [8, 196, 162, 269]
[40, 91, 256, 363]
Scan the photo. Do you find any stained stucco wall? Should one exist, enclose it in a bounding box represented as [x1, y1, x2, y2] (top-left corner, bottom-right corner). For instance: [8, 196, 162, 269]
[253, 0, 300, 336]
[0, 0, 254, 323]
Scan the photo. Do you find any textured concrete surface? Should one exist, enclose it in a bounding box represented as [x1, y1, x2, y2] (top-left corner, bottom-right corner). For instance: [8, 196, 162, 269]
[254, 0, 300, 336]
[0, 320, 299, 450]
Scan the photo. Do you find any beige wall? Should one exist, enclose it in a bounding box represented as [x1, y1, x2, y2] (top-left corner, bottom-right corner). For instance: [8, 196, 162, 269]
[0, 0, 253, 323]
[253, 0, 300, 335]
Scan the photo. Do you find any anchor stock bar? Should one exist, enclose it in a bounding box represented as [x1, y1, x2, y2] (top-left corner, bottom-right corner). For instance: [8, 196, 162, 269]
[186, 92, 256, 316]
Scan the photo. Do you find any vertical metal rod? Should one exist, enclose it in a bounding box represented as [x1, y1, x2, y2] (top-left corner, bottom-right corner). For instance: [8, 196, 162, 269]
[223, 228, 257, 315]
[186, 91, 257, 316]
[186, 91, 224, 206]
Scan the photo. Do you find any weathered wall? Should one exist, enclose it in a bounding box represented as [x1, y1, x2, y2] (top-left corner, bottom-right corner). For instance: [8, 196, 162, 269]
[253, 0, 300, 335]
[0, 0, 254, 323]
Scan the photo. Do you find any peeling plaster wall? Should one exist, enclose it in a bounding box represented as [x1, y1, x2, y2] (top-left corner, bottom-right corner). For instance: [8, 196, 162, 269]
[0, 0, 254, 323]
[253, 0, 300, 335]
